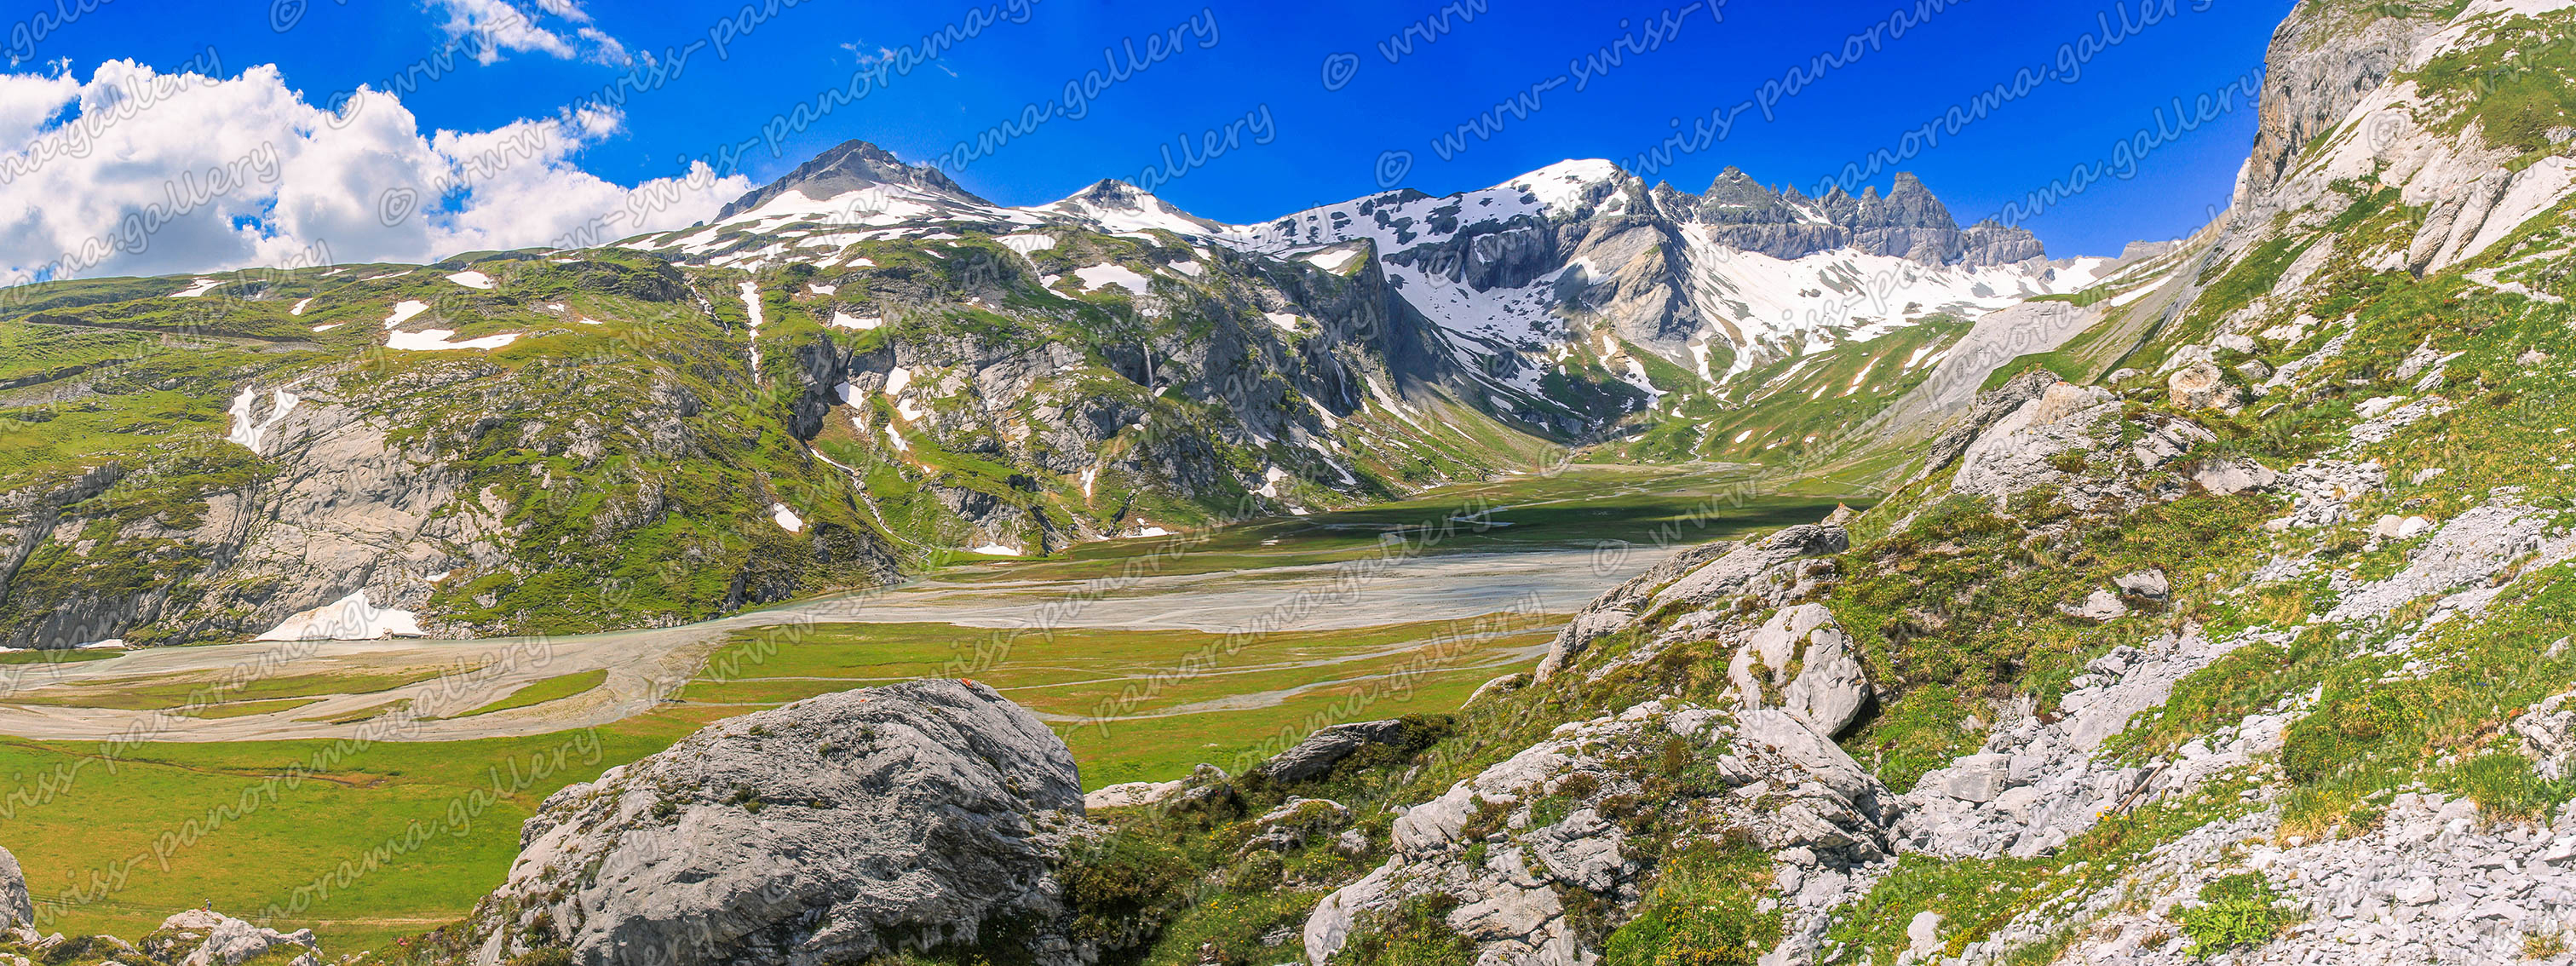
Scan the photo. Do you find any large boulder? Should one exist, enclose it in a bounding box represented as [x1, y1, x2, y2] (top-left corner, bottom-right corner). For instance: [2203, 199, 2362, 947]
[469, 680, 1089, 966]
[1084, 764, 1227, 811]
[0, 845, 27, 930]
[1728, 604, 1873, 738]
[1950, 382, 2119, 500]
[2166, 360, 2245, 411]
[1251, 720, 1413, 784]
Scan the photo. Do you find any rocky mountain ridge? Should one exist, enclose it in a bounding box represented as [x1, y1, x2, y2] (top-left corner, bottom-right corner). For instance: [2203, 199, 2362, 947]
[1674, 168, 2047, 267]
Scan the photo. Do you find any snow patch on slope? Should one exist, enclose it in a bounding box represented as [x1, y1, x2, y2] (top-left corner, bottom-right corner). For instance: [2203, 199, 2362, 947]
[1076, 264, 1152, 296]
[387, 330, 521, 351]
[255, 591, 423, 641]
[227, 388, 300, 454]
[383, 300, 429, 329]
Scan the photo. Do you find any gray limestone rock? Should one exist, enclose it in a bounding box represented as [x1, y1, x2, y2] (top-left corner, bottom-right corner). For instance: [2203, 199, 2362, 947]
[1729, 604, 1873, 739]
[147, 911, 321, 966]
[1252, 720, 1414, 785]
[2515, 689, 2576, 780]
[0, 846, 27, 930]
[1949, 382, 2119, 500]
[1917, 369, 2062, 484]
[2189, 457, 2282, 496]
[1534, 538, 1739, 681]
[2065, 589, 2130, 621]
[1085, 763, 1227, 811]
[2167, 360, 2242, 411]
[2114, 570, 2171, 601]
[469, 680, 1088, 966]
[1652, 526, 1850, 611]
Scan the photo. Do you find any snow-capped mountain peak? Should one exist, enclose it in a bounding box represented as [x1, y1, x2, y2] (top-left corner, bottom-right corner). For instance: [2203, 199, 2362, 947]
[1500, 158, 1636, 216]
[714, 140, 987, 221]
[1025, 179, 1229, 236]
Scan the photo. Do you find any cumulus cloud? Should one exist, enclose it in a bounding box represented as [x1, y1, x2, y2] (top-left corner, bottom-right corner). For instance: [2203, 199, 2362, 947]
[0, 58, 753, 284]
[0, 67, 78, 145]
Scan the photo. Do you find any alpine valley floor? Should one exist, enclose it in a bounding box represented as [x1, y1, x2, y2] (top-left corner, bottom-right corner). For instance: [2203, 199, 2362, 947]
[0, 464, 1856, 952]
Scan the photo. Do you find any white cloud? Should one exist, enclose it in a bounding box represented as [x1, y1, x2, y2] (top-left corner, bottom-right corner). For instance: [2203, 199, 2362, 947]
[429, 0, 629, 66]
[434, 0, 575, 65]
[0, 59, 752, 284]
[0, 68, 78, 145]
[532, 0, 592, 21]
[576, 27, 632, 66]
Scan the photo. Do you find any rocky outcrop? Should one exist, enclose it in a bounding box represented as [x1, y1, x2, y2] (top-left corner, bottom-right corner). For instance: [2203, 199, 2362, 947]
[1991, 793, 2576, 965]
[1914, 368, 2061, 484]
[1302, 701, 1892, 966]
[1084, 763, 1228, 811]
[2323, 502, 2566, 624]
[468, 680, 1089, 966]
[2263, 457, 2388, 530]
[2166, 360, 2244, 411]
[143, 910, 322, 966]
[1897, 627, 2279, 860]
[1532, 538, 1739, 681]
[1649, 526, 1849, 610]
[2517, 687, 2576, 781]
[1948, 382, 2119, 501]
[2240, 5, 2440, 201]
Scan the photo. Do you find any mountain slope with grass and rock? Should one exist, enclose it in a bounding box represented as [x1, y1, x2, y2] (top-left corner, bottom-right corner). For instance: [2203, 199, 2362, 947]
[0, 139, 2123, 646]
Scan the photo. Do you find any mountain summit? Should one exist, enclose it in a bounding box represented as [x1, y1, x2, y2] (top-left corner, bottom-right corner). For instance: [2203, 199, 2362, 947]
[715, 139, 989, 221]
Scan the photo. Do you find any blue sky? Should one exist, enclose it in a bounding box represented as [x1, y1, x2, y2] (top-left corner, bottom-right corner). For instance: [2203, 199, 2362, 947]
[3, 0, 2294, 269]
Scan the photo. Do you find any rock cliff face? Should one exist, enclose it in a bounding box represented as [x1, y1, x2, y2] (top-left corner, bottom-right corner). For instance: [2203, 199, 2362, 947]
[467, 680, 1089, 966]
[1692, 169, 2046, 267]
[2238, 5, 2444, 202]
